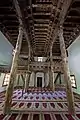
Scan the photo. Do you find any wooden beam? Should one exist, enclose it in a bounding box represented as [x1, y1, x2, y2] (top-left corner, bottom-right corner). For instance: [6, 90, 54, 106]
[59, 26, 75, 115]
[35, 35, 47, 38]
[34, 19, 49, 23]
[35, 28, 48, 31]
[32, 4, 52, 8]
[33, 12, 51, 16]
[67, 16, 80, 19]
[35, 32, 47, 35]
[4, 26, 23, 114]
[34, 24, 49, 27]
[35, 38, 46, 40]
[0, 14, 16, 17]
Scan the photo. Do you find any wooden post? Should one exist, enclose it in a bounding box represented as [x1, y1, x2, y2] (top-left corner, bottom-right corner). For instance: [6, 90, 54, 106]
[4, 26, 23, 114]
[24, 73, 27, 92]
[17, 74, 20, 86]
[24, 44, 31, 91]
[59, 72, 62, 84]
[40, 113, 44, 120]
[21, 74, 25, 96]
[59, 26, 75, 115]
[21, 74, 25, 88]
[49, 46, 55, 91]
[47, 63, 50, 88]
[34, 72, 36, 87]
[44, 72, 47, 88]
[25, 71, 31, 92]
[44, 72, 46, 88]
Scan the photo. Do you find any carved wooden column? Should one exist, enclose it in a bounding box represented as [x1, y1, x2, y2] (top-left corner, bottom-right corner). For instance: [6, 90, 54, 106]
[48, 63, 50, 88]
[24, 43, 31, 91]
[44, 72, 46, 87]
[21, 74, 25, 96]
[34, 72, 36, 87]
[24, 73, 27, 92]
[59, 26, 75, 115]
[4, 26, 23, 114]
[25, 71, 31, 92]
[17, 74, 20, 86]
[49, 46, 55, 91]
[44, 72, 47, 88]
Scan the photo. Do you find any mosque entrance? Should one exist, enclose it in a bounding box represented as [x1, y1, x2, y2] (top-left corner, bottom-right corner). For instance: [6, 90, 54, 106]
[37, 77, 42, 87]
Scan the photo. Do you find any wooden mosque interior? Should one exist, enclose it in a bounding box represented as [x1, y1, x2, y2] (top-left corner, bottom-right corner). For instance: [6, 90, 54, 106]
[0, 0, 80, 119]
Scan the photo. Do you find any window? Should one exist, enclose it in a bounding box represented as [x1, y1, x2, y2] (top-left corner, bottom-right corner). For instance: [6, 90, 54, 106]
[38, 57, 43, 62]
[3, 73, 10, 86]
[70, 75, 77, 88]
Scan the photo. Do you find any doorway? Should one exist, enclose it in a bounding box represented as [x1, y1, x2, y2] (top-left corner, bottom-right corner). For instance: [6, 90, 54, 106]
[37, 77, 42, 87]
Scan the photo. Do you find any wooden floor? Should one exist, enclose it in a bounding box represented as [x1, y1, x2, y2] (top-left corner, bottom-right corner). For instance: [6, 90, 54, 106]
[0, 89, 80, 120]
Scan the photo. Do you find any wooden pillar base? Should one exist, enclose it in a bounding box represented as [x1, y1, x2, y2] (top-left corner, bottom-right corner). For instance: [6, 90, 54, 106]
[4, 77, 14, 114]
[66, 88, 75, 115]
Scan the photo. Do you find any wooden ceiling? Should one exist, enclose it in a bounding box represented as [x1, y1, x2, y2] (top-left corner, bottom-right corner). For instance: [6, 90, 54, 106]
[0, 0, 80, 57]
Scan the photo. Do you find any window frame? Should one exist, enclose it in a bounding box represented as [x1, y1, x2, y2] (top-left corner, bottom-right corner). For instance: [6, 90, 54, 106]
[70, 75, 77, 89]
[2, 73, 10, 86]
[38, 57, 43, 62]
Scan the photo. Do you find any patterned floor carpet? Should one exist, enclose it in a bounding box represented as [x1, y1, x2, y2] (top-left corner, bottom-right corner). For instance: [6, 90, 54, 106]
[0, 88, 80, 120]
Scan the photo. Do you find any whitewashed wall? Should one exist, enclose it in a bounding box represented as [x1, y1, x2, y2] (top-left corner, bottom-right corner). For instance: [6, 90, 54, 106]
[0, 72, 66, 89]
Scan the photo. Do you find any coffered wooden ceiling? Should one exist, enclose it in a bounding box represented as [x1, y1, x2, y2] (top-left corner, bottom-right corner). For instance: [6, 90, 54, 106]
[0, 0, 80, 57]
